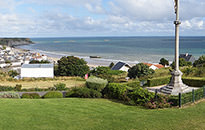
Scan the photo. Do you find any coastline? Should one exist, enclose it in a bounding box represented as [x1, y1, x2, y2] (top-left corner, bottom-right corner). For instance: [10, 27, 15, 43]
[15, 45, 141, 67]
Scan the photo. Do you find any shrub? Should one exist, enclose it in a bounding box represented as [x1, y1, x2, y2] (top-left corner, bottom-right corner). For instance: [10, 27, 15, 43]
[182, 77, 205, 87]
[14, 84, 22, 91]
[0, 86, 14, 91]
[21, 93, 41, 99]
[0, 92, 20, 98]
[145, 94, 171, 109]
[66, 87, 102, 98]
[86, 76, 108, 91]
[56, 56, 89, 77]
[43, 91, 63, 98]
[128, 87, 154, 105]
[103, 83, 129, 101]
[147, 76, 171, 87]
[193, 55, 205, 67]
[54, 83, 66, 90]
[128, 63, 155, 79]
[126, 79, 140, 88]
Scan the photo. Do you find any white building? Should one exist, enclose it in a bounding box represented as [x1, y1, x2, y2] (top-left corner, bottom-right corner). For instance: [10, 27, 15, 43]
[21, 64, 54, 78]
[111, 61, 131, 72]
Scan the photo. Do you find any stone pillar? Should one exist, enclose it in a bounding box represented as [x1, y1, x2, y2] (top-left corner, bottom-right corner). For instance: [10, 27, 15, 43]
[160, 0, 188, 95]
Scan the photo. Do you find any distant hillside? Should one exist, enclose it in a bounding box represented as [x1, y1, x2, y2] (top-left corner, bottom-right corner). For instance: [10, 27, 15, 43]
[0, 38, 34, 46]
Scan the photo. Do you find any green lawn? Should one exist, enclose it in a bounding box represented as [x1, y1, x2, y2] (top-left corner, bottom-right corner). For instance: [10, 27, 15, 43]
[0, 98, 205, 130]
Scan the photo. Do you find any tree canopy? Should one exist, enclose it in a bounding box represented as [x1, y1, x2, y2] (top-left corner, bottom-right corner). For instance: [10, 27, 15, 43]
[56, 56, 89, 77]
[193, 55, 205, 67]
[128, 63, 155, 79]
[159, 58, 169, 66]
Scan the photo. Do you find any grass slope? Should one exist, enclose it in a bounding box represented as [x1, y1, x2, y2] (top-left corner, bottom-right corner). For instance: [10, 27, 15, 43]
[0, 98, 205, 130]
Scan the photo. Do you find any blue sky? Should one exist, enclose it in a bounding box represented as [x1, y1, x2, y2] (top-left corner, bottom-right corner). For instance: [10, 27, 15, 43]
[0, 0, 204, 37]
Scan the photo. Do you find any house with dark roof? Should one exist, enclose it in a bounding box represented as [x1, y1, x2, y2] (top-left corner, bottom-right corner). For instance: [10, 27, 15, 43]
[179, 53, 195, 64]
[111, 61, 131, 72]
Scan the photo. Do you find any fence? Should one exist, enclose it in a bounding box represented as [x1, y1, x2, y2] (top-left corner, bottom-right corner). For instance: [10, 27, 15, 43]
[155, 86, 205, 107]
[178, 87, 205, 107]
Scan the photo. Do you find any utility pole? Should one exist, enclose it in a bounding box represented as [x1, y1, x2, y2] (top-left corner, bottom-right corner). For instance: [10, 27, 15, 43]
[160, 0, 188, 95]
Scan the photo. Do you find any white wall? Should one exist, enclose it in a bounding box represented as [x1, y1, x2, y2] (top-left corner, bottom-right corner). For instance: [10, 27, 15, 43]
[149, 65, 158, 70]
[21, 68, 54, 78]
[119, 66, 130, 72]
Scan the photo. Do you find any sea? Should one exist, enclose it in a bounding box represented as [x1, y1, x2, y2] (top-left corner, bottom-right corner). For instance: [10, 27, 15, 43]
[19, 36, 205, 66]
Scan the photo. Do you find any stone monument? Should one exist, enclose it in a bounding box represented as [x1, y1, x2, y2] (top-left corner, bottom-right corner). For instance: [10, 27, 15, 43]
[160, 0, 189, 95]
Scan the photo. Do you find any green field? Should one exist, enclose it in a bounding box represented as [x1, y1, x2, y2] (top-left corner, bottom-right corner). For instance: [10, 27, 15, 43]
[0, 98, 205, 130]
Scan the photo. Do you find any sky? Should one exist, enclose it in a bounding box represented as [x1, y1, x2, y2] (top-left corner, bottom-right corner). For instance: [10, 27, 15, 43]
[0, 0, 204, 37]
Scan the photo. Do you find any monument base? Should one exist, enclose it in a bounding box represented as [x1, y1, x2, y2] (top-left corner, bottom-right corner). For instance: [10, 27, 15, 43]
[160, 70, 189, 95]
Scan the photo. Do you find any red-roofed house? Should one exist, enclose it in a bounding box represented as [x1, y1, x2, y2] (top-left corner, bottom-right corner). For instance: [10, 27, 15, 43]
[143, 63, 164, 70]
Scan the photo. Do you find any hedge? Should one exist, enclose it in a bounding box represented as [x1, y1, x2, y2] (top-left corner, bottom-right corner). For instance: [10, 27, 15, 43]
[43, 91, 63, 98]
[147, 76, 171, 87]
[182, 77, 205, 87]
[21, 93, 41, 99]
[103, 83, 128, 100]
[66, 87, 102, 98]
[86, 76, 108, 91]
[0, 92, 20, 98]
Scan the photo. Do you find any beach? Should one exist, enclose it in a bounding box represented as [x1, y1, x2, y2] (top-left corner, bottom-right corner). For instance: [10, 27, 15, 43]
[16, 37, 205, 67]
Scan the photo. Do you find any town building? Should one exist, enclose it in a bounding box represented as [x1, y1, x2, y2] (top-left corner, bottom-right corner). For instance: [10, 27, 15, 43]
[179, 53, 195, 64]
[111, 61, 131, 72]
[21, 64, 54, 78]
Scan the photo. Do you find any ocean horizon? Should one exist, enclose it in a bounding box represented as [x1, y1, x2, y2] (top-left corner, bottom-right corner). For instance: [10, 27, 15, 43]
[19, 36, 205, 66]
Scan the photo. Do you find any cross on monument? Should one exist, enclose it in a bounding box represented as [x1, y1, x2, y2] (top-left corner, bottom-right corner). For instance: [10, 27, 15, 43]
[160, 0, 189, 95]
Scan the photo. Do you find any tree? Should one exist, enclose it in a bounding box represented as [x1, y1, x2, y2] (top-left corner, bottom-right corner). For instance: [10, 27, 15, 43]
[109, 62, 114, 68]
[56, 56, 89, 77]
[193, 55, 205, 67]
[8, 70, 19, 78]
[171, 58, 192, 69]
[128, 63, 155, 79]
[29, 60, 50, 64]
[159, 58, 169, 66]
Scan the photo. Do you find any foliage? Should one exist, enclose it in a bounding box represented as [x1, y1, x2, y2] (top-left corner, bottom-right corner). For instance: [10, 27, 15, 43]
[89, 66, 125, 82]
[0, 85, 14, 91]
[0, 92, 20, 98]
[126, 79, 140, 88]
[8, 70, 19, 78]
[193, 55, 205, 67]
[29, 60, 50, 64]
[43, 91, 63, 98]
[103, 83, 129, 101]
[86, 76, 108, 91]
[151, 68, 171, 78]
[66, 87, 102, 98]
[5, 60, 11, 64]
[159, 58, 169, 66]
[181, 66, 205, 77]
[171, 58, 192, 69]
[21, 93, 41, 99]
[54, 83, 66, 90]
[128, 63, 155, 79]
[56, 56, 89, 77]
[14, 84, 22, 91]
[145, 94, 171, 109]
[182, 77, 205, 87]
[109, 62, 114, 68]
[147, 76, 171, 87]
[128, 87, 154, 105]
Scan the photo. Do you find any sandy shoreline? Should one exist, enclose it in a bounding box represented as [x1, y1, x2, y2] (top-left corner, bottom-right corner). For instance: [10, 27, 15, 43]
[14, 46, 112, 67]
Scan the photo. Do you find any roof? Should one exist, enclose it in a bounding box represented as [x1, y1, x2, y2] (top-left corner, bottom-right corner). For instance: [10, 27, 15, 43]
[111, 61, 130, 70]
[179, 53, 195, 63]
[22, 64, 53, 68]
[143, 63, 153, 67]
[154, 64, 164, 69]
[143, 63, 164, 69]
